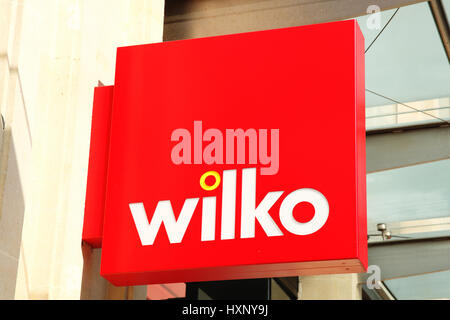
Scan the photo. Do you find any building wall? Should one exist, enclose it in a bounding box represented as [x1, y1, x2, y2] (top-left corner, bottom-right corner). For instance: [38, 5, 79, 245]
[299, 274, 362, 300]
[163, 0, 425, 41]
[0, 0, 164, 299]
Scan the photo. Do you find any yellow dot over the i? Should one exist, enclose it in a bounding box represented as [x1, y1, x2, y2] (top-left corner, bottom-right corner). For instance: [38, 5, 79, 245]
[200, 171, 221, 191]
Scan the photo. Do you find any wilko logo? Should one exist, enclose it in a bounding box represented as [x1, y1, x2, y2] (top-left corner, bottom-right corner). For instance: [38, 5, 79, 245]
[129, 168, 329, 245]
[171, 121, 279, 175]
[83, 20, 367, 286]
[130, 122, 326, 246]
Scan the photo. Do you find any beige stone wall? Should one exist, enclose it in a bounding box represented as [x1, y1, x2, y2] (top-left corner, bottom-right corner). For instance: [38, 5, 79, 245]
[0, 0, 164, 300]
[299, 274, 362, 300]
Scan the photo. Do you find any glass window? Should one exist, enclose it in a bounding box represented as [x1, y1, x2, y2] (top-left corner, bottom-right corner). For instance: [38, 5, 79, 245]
[384, 271, 450, 300]
[356, 1, 450, 130]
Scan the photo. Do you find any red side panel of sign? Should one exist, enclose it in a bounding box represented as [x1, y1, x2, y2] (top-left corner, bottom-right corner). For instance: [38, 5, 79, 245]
[91, 20, 366, 286]
[355, 27, 368, 271]
[82, 86, 114, 248]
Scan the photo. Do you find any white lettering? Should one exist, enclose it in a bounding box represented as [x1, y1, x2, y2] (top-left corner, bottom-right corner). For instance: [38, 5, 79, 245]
[279, 188, 329, 235]
[129, 199, 199, 245]
[129, 168, 329, 245]
[241, 168, 283, 238]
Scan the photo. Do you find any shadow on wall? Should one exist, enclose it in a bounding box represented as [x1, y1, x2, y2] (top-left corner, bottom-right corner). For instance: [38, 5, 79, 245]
[0, 135, 26, 299]
[80, 242, 108, 299]
[164, 0, 193, 41]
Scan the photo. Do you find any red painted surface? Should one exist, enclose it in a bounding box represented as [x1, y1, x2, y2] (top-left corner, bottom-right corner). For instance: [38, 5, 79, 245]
[82, 86, 114, 248]
[83, 20, 367, 286]
[355, 27, 368, 270]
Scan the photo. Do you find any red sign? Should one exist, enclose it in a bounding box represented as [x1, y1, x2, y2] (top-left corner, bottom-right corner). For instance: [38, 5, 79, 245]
[83, 20, 367, 286]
